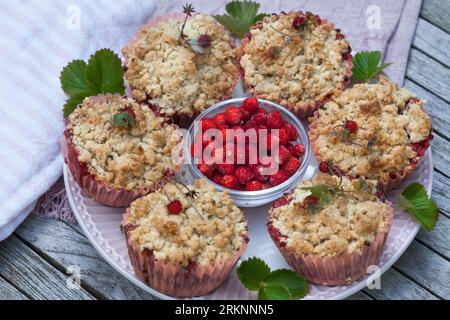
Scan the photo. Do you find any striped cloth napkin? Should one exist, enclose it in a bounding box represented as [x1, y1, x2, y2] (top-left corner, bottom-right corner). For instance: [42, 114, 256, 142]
[0, 0, 421, 240]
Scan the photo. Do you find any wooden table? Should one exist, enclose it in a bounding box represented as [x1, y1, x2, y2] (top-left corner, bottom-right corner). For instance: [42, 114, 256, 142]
[1, 0, 449, 300]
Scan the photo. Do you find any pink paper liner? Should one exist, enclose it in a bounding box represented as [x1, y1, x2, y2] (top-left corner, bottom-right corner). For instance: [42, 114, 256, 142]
[123, 13, 239, 128]
[268, 200, 394, 286]
[122, 209, 249, 297]
[237, 12, 353, 119]
[308, 109, 432, 192]
[62, 94, 178, 207]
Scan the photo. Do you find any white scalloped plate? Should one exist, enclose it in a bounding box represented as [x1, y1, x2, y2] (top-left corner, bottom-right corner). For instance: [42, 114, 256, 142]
[64, 148, 433, 300]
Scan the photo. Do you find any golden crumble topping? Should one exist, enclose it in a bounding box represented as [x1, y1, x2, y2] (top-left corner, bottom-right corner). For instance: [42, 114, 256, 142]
[240, 12, 352, 111]
[125, 180, 248, 267]
[67, 95, 181, 190]
[310, 76, 432, 181]
[123, 13, 238, 118]
[269, 174, 390, 257]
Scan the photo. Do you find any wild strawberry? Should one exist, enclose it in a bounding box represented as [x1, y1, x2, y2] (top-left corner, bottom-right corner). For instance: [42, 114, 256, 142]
[288, 143, 305, 158]
[292, 15, 306, 29]
[197, 162, 216, 178]
[213, 113, 227, 128]
[167, 200, 182, 214]
[269, 170, 290, 186]
[211, 174, 223, 185]
[246, 180, 263, 191]
[242, 97, 259, 114]
[319, 161, 329, 173]
[284, 122, 299, 141]
[282, 157, 300, 174]
[276, 127, 289, 145]
[221, 175, 238, 189]
[200, 118, 216, 132]
[336, 33, 345, 40]
[252, 164, 269, 182]
[235, 166, 253, 184]
[345, 120, 358, 133]
[252, 112, 267, 125]
[256, 107, 268, 114]
[224, 106, 242, 126]
[266, 111, 285, 129]
[217, 163, 235, 175]
[197, 34, 212, 48]
[276, 145, 291, 164]
[303, 195, 319, 208]
[240, 107, 252, 122]
[272, 196, 293, 209]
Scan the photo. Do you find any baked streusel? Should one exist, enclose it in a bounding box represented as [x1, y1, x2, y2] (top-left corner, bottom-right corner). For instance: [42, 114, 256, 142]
[123, 13, 238, 119]
[269, 173, 390, 257]
[66, 95, 180, 190]
[239, 11, 352, 114]
[124, 179, 248, 267]
[310, 76, 432, 182]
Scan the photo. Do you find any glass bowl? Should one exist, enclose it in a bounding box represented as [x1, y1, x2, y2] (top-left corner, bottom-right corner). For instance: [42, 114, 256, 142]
[185, 98, 311, 207]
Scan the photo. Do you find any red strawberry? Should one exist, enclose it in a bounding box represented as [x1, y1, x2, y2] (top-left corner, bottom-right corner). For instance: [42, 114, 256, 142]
[235, 166, 253, 184]
[197, 162, 216, 178]
[224, 106, 242, 126]
[252, 164, 269, 182]
[345, 120, 358, 133]
[242, 97, 259, 114]
[213, 113, 227, 128]
[266, 111, 285, 129]
[217, 163, 235, 175]
[287, 143, 305, 158]
[252, 112, 267, 125]
[269, 170, 290, 186]
[221, 175, 238, 189]
[246, 180, 263, 191]
[240, 108, 252, 122]
[276, 145, 291, 164]
[212, 174, 223, 185]
[200, 118, 216, 132]
[284, 122, 299, 141]
[282, 157, 300, 174]
[303, 195, 320, 208]
[319, 161, 329, 173]
[256, 107, 268, 114]
[167, 200, 182, 214]
[292, 15, 306, 29]
[276, 127, 289, 145]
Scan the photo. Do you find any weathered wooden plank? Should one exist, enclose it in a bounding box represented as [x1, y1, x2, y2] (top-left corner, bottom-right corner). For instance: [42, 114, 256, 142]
[430, 134, 450, 178]
[362, 268, 438, 300]
[406, 49, 450, 103]
[16, 215, 154, 300]
[421, 0, 450, 34]
[417, 214, 450, 260]
[413, 19, 450, 68]
[0, 276, 28, 300]
[0, 235, 94, 300]
[394, 240, 450, 299]
[431, 170, 450, 217]
[346, 291, 373, 300]
[404, 79, 450, 137]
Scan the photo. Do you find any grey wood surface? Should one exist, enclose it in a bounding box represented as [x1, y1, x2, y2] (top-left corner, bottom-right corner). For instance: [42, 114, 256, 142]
[0, 0, 449, 300]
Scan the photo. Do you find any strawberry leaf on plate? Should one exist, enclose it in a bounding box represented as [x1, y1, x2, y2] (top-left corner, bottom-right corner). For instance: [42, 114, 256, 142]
[352, 50, 392, 83]
[85, 49, 125, 95]
[237, 257, 271, 290]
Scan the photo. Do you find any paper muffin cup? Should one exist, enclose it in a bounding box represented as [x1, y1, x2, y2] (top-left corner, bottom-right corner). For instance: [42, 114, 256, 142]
[121, 209, 249, 297]
[268, 199, 394, 286]
[62, 94, 179, 207]
[123, 13, 239, 128]
[238, 11, 353, 119]
[309, 109, 433, 192]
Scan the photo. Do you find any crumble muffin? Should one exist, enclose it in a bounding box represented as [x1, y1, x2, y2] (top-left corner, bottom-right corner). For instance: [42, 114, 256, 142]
[122, 179, 248, 297]
[268, 173, 393, 286]
[239, 11, 352, 118]
[123, 13, 238, 127]
[309, 76, 433, 191]
[62, 94, 181, 207]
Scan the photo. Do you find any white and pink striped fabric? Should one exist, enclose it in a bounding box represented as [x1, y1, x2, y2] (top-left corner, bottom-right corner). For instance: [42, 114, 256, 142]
[0, 0, 156, 240]
[0, 0, 422, 240]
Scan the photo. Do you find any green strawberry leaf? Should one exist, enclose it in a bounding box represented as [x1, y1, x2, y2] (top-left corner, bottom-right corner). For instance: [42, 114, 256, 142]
[60, 60, 94, 97]
[258, 284, 291, 300]
[352, 50, 392, 83]
[113, 112, 136, 129]
[63, 94, 86, 117]
[397, 182, 438, 231]
[236, 257, 271, 291]
[263, 269, 309, 300]
[85, 49, 125, 95]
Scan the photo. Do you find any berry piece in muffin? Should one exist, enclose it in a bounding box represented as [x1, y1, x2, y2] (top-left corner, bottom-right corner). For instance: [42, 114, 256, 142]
[63, 94, 181, 207]
[309, 76, 433, 191]
[122, 179, 248, 297]
[239, 11, 352, 117]
[123, 13, 238, 127]
[268, 173, 393, 286]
